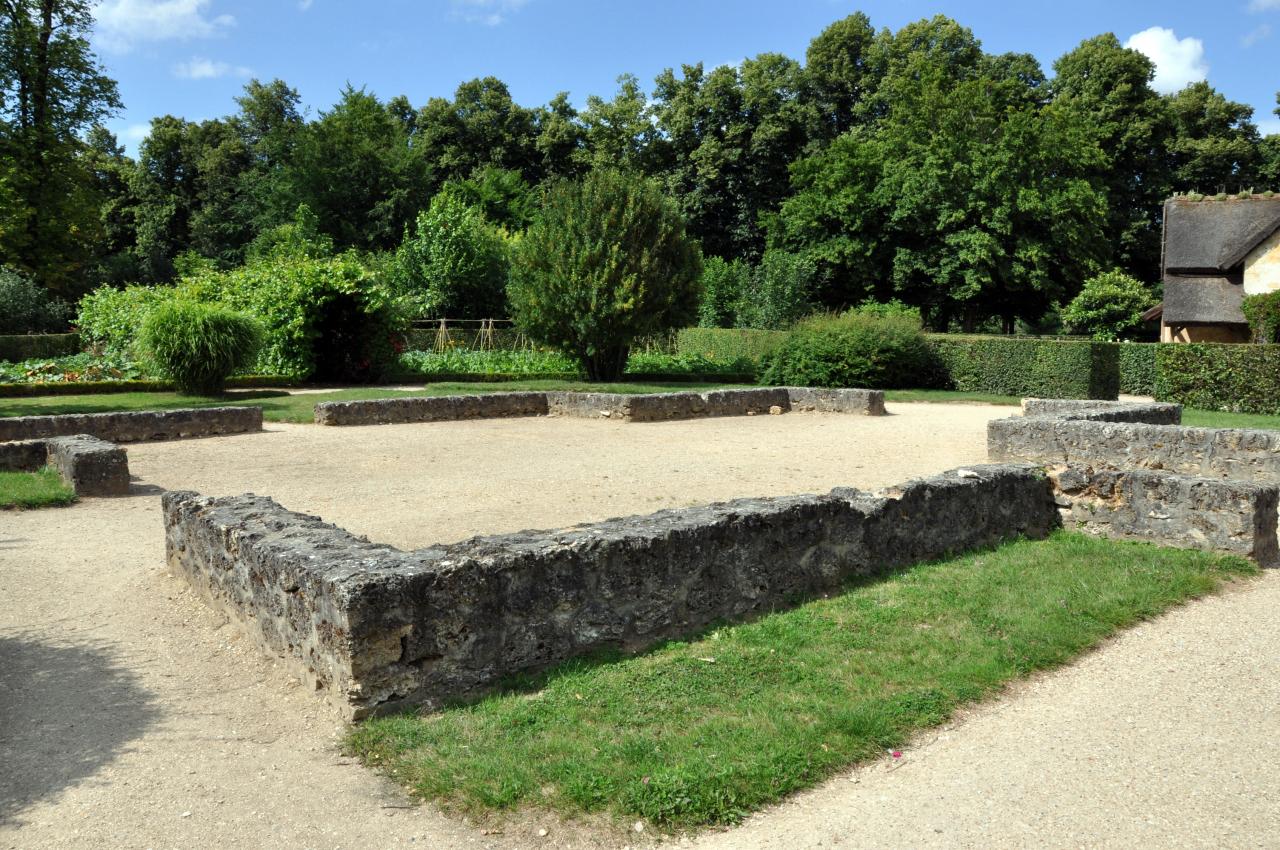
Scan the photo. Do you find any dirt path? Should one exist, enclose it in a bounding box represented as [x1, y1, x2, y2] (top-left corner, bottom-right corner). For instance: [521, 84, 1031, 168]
[2, 402, 1274, 848]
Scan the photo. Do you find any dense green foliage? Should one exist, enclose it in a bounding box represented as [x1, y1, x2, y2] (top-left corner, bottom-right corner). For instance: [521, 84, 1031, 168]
[349, 533, 1250, 827]
[138, 301, 262, 395]
[675, 327, 788, 371]
[399, 348, 576, 378]
[1242, 291, 1280, 343]
[697, 257, 751, 328]
[76, 283, 174, 356]
[930, 336, 1120, 399]
[1061, 270, 1157, 340]
[1118, 343, 1158, 396]
[1155, 344, 1280, 414]
[389, 191, 509, 319]
[0, 267, 70, 333]
[508, 170, 701, 381]
[696, 252, 816, 330]
[0, 350, 141, 383]
[760, 309, 937, 389]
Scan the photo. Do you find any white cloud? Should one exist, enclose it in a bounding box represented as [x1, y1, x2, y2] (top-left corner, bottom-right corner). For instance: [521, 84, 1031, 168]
[1249, 0, 1280, 11]
[172, 56, 252, 79]
[1123, 27, 1208, 94]
[1243, 23, 1272, 47]
[449, 0, 529, 26]
[93, 0, 235, 52]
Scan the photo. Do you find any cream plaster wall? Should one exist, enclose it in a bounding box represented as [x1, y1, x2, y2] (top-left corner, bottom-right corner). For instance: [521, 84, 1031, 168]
[1244, 227, 1280, 295]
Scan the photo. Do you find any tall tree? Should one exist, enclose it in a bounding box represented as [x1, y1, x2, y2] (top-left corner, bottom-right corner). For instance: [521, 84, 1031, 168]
[1050, 34, 1173, 280]
[0, 0, 120, 294]
[803, 12, 877, 143]
[414, 77, 540, 187]
[1261, 93, 1280, 189]
[577, 74, 658, 173]
[1166, 82, 1261, 192]
[233, 78, 305, 235]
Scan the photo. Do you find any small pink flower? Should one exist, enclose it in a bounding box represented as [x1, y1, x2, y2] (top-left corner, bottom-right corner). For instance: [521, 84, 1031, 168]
[891, 751, 902, 759]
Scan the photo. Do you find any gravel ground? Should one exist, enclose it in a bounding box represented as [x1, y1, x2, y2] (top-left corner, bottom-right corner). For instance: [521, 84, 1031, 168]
[1, 401, 1274, 849]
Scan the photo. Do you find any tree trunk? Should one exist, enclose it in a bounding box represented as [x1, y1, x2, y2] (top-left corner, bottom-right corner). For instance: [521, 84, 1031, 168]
[582, 345, 629, 382]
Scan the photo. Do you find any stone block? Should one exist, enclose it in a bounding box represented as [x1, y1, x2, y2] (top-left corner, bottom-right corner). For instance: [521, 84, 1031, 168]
[0, 406, 261, 443]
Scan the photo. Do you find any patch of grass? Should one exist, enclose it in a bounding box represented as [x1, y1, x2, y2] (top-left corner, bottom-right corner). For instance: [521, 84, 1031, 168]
[348, 533, 1252, 829]
[1182, 408, 1280, 431]
[0, 466, 75, 508]
[884, 388, 1021, 405]
[0, 380, 747, 425]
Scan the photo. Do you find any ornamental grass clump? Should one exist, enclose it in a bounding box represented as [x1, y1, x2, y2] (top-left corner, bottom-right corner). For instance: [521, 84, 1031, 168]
[138, 301, 262, 395]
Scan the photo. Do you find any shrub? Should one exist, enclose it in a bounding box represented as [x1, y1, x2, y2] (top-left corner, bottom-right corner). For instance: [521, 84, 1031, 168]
[0, 267, 70, 334]
[929, 335, 1119, 399]
[77, 284, 176, 357]
[398, 348, 577, 378]
[0, 351, 144, 384]
[760, 309, 937, 389]
[508, 170, 702, 381]
[1118, 343, 1158, 395]
[698, 257, 750, 328]
[1242, 291, 1280, 343]
[391, 190, 509, 319]
[675, 328, 787, 375]
[138, 301, 262, 395]
[1060, 270, 1157, 341]
[0, 333, 80, 363]
[1155, 343, 1280, 413]
[735, 250, 817, 330]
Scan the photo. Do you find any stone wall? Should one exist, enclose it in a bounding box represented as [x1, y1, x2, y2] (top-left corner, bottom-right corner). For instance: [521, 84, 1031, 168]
[1020, 399, 1183, 425]
[163, 463, 1056, 718]
[0, 406, 262, 443]
[315, 387, 886, 426]
[0, 434, 130, 496]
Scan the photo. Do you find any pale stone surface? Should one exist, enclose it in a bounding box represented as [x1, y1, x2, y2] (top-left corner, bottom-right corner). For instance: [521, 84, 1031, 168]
[1243, 225, 1280, 295]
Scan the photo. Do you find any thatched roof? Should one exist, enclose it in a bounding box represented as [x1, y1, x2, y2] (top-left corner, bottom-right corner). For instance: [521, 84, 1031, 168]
[1162, 277, 1246, 325]
[1163, 196, 1280, 274]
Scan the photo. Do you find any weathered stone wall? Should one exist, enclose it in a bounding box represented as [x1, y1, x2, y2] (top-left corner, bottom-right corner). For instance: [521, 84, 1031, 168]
[1021, 399, 1183, 425]
[1049, 464, 1278, 564]
[0, 434, 130, 496]
[0, 406, 262, 443]
[316, 387, 886, 426]
[163, 463, 1056, 717]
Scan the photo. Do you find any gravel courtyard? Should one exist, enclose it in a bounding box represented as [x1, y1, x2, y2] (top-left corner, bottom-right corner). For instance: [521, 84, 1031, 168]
[3, 401, 1277, 848]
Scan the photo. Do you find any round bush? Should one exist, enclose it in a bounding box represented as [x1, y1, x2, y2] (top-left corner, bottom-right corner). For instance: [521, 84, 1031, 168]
[508, 170, 701, 382]
[139, 301, 262, 395]
[760, 309, 936, 389]
[0, 267, 70, 334]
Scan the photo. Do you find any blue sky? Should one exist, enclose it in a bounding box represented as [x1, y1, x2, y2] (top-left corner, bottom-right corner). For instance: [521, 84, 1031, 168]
[92, 0, 1280, 154]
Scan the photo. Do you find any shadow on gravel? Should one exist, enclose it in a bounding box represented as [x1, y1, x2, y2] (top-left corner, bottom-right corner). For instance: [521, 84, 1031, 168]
[0, 633, 160, 826]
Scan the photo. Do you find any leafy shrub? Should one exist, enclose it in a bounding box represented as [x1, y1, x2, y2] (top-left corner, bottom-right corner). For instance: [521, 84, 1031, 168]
[735, 250, 817, 330]
[760, 309, 937, 389]
[246, 203, 335, 262]
[929, 335, 1119, 399]
[1118, 343, 1158, 395]
[508, 170, 701, 381]
[1060, 270, 1156, 341]
[674, 328, 787, 375]
[77, 284, 175, 357]
[0, 352, 145, 385]
[0, 267, 70, 334]
[624, 352, 754, 378]
[1242, 291, 1280, 343]
[1155, 343, 1280, 413]
[138, 301, 262, 395]
[390, 190, 509, 319]
[698, 257, 751, 328]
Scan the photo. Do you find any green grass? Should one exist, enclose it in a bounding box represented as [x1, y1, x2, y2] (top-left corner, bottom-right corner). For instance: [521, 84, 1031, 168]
[347, 533, 1252, 829]
[0, 466, 75, 509]
[884, 389, 1021, 405]
[1182, 408, 1280, 431]
[0, 380, 746, 425]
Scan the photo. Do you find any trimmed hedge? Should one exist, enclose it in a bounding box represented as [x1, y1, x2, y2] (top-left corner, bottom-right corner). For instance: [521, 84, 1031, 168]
[0, 333, 81, 363]
[1154, 343, 1280, 413]
[927, 335, 1119, 400]
[1118, 343, 1158, 396]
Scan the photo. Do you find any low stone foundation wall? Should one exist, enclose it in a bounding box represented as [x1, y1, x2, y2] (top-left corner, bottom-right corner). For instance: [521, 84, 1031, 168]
[0, 434, 130, 496]
[163, 463, 1055, 717]
[1050, 464, 1278, 564]
[315, 387, 886, 426]
[1020, 399, 1183, 425]
[0, 405, 262, 443]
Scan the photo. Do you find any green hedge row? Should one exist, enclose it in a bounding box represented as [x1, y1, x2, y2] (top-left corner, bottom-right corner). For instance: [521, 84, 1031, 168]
[1118, 343, 1158, 396]
[1154, 344, 1280, 413]
[0, 333, 81, 363]
[927, 335, 1119, 400]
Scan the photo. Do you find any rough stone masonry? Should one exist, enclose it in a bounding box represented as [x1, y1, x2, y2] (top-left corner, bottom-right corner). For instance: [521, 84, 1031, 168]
[0, 434, 130, 496]
[163, 464, 1055, 718]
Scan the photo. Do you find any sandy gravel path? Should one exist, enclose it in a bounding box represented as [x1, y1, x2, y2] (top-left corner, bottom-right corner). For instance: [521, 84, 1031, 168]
[2, 401, 1274, 849]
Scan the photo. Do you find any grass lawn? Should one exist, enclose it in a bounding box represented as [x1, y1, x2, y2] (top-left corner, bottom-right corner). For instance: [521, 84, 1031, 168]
[0, 380, 747, 425]
[884, 389, 1021, 405]
[348, 532, 1252, 829]
[1181, 408, 1280, 431]
[0, 466, 75, 508]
